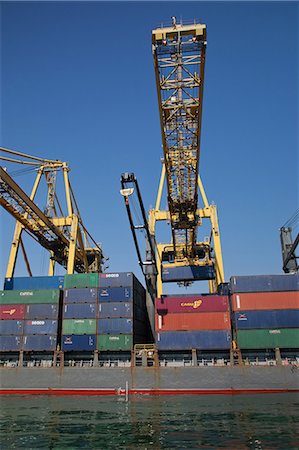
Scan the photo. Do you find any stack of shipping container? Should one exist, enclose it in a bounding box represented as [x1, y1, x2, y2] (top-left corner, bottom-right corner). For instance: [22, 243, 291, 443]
[61, 272, 149, 353]
[62, 274, 99, 352]
[0, 276, 64, 352]
[98, 273, 148, 351]
[230, 274, 299, 350]
[155, 294, 232, 352]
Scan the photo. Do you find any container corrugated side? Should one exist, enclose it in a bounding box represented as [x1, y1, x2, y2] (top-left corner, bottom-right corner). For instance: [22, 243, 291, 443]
[99, 287, 132, 302]
[98, 302, 133, 318]
[97, 334, 133, 351]
[23, 320, 58, 335]
[231, 291, 299, 311]
[62, 319, 96, 335]
[25, 304, 58, 319]
[162, 265, 216, 282]
[64, 273, 99, 289]
[62, 334, 96, 351]
[0, 304, 25, 320]
[234, 310, 299, 329]
[156, 330, 232, 350]
[63, 303, 97, 319]
[156, 295, 229, 313]
[230, 274, 299, 293]
[0, 336, 22, 351]
[98, 318, 133, 334]
[236, 328, 299, 349]
[98, 272, 134, 288]
[63, 288, 98, 303]
[4, 276, 64, 291]
[22, 335, 57, 351]
[156, 312, 231, 331]
[0, 320, 23, 335]
[0, 290, 60, 304]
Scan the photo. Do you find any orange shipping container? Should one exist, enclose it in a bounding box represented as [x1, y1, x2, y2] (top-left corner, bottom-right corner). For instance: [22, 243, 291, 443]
[231, 291, 299, 311]
[156, 311, 231, 331]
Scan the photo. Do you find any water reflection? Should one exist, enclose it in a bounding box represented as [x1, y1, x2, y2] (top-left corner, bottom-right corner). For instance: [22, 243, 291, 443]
[0, 394, 298, 448]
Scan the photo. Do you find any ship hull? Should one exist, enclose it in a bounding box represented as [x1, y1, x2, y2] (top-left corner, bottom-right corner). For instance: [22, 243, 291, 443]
[1, 366, 298, 395]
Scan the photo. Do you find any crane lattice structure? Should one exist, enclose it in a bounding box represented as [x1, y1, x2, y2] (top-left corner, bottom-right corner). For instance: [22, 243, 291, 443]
[0, 147, 104, 277]
[121, 20, 225, 298]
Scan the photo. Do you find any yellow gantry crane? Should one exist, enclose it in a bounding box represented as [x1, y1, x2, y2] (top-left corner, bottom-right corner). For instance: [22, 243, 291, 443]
[121, 19, 224, 297]
[0, 147, 104, 277]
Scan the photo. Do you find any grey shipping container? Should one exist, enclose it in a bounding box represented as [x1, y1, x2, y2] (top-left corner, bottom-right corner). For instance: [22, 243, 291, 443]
[99, 287, 132, 302]
[98, 302, 132, 318]
[25, 304, 58, 319]
[0, 320, 23, 335]
[63, 288, 98, 303]
[230, 274, 299, 293]
[0, 336, 23, 351]
[156, 330, 232, 350]
[23, 320, 58, 335]
[63, 303, 97, 319]
[23, 335, 57, 351]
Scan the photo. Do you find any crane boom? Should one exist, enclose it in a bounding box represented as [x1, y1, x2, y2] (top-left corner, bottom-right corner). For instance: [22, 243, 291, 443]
[0, 151, 104, 276]
[152, 22, 207, 260]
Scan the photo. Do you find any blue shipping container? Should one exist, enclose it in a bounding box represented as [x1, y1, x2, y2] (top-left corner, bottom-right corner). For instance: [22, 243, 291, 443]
[162, 265, 216, 283]
[23, 335, 57, 351]
[4, 276, 64, 291]
[99, 272, 133, 287]
[99, 302, 132, 318]
[99, 287, 132, 302]
[63, 288, 98, 303]
[62, 334, 96, 351]
[156, 330, 232, 350]
[23, 320, 57, 335]
[0, 336, 22, 351]
[0, 320, 23, 335]
[25, 304, 58, 319]
[230, 274, 299, 293]
[234, 310, 299, 329]
[63, 303, 97, 319]
[98, 318, 133, 334]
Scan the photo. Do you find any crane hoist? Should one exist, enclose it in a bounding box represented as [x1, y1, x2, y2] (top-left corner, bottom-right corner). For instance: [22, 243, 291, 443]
[0, 147, 105, 277]
[121, 20, 224, 298]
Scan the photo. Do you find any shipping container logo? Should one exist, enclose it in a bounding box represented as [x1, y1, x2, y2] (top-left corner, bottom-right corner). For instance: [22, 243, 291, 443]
[238, 314, 247, 321]
[180, 300, 203, 309]
[269, 330, 281, 334]
[64, 337, 73, 344]
[2, 308, 16, 316]
[20, 292, 33, 296]
[27, 321, 45, 325]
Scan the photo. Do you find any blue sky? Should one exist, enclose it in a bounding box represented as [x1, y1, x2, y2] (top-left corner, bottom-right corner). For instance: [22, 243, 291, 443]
[1, 1, 298, 293]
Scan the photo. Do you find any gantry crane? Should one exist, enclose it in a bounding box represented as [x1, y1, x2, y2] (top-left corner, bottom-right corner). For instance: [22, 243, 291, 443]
[121, 19, 224, 299]
[0, 147, 104, 277]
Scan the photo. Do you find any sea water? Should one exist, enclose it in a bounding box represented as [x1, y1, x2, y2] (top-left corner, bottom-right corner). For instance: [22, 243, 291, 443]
[0, 394, 298, 448]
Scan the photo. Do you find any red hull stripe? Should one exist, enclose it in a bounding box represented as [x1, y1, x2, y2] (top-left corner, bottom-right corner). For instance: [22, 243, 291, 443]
[0, 388, 298, 396]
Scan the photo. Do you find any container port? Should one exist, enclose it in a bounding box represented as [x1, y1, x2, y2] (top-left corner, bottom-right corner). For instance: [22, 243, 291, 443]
[0, 16, 298, 395]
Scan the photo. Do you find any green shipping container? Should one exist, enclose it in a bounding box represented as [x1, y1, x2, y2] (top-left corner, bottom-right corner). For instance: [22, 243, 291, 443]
[237, 328, 299, 349]
[97, 334, 133, 351]
[64, 273, 99, 289]
[63, 319, 96, 335]
[0, 289, 60, 304]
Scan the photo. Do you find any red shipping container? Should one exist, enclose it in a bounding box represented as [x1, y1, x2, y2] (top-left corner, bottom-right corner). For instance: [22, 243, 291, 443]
[156, 311, 231, 331]
[155, 295, 229, 313]
[231, 291, 299, 312]
[0, 304, 25, 320]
